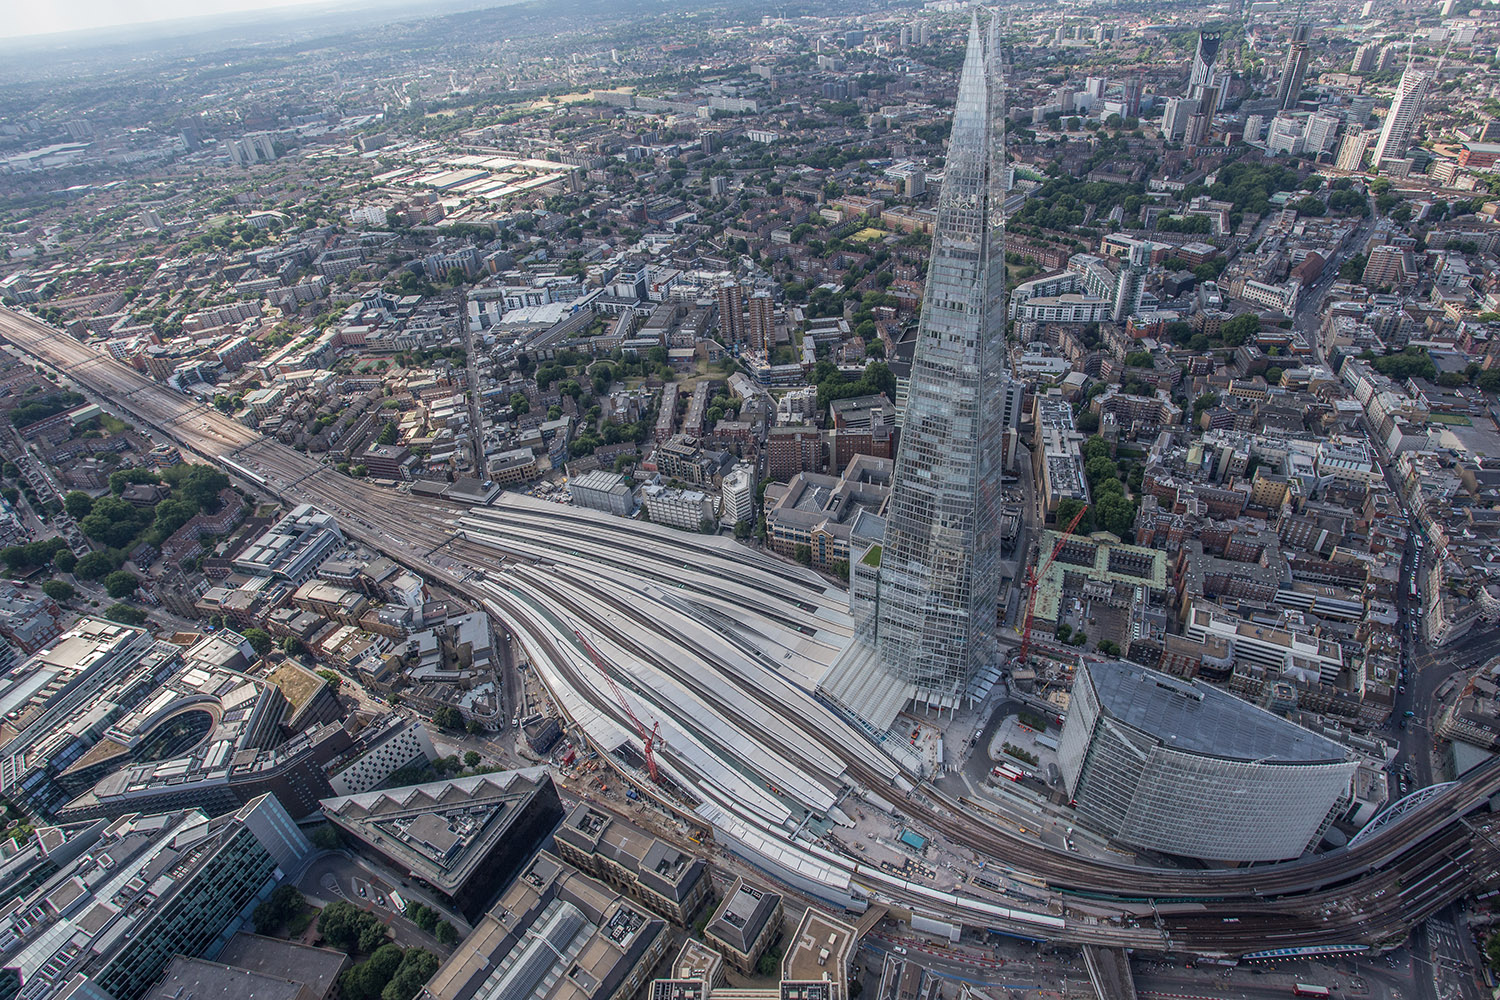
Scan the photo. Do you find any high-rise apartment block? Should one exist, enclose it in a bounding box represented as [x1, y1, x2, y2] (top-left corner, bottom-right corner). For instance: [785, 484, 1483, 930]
[747, 289, 775, 353]
[1337, 127, 1374, 169]
[716, 281, 744, 346]
[1276, 24, 1312, 110]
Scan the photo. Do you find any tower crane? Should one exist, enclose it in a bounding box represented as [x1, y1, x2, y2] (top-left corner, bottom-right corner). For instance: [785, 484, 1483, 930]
[572, 628, 662, 783]
[1017, 504, 1089, 667]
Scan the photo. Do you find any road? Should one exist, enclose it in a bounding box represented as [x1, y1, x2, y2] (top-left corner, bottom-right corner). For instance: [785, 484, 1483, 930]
[5, 306, 1500, 958]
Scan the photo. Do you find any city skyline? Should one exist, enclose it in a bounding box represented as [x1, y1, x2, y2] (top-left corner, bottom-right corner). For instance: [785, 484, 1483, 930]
[1, 0, 1500, 992]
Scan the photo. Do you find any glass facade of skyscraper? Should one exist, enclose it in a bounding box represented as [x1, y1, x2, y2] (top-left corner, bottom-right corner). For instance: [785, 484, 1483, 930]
[873, 16, 1012, 698]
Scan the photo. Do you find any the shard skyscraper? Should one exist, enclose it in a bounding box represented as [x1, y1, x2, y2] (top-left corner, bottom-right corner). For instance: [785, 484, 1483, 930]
[873, 13, 1010, 700]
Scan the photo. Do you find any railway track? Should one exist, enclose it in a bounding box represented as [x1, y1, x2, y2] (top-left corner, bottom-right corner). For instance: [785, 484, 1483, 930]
[4, 306, 1498, 955]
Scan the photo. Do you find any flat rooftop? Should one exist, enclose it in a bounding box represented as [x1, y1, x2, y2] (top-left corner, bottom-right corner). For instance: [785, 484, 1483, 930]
[1087, 659, 1350, 764]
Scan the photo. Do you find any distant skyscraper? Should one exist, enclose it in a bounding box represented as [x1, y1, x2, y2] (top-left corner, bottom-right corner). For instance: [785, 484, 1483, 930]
[1122, 76, 1144, 117]
[1336, 126, 1374, 170]
[747, 290, 775, 354]
[1372, 64, 1430, 167]
[872, 13, 1014, 699]
[717, 281, 744, 347]
[1113, 242, 1148, 321]
[1188, 31, 1222, 99]
[1352, 41, 1379, 72]
[1163, 96, 1193, 139]
[1305, 112, 1341, 154]
[1276, 23, 1312, 110]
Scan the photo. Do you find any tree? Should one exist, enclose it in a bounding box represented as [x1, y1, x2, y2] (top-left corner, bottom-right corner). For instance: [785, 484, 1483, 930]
[342, 944, 406, 1000]
[63, 491, 93, 519]
[54, 549, 76, 573]
[66, 550, 112, 589]
[383, 950, 440, 1000]
[509, 392, 530, 415]
[1486, 932, 1500, 974]
[152, 497, 198, 538]
[377, 421, 399, 446]
[1094, 493, 1136, 537]
[432, 706, 463, 730]
[41, 580, 74, 601]
[320, 900, 387, 954]
[79, 496, 151, 548]
[1221, 313, 1261, 346]
[1264, 366, 1284, 385]
[1076, 411, 1100, 433]
[253, 884, 305, 933]
[285, 637, 310, 657]
[1477, 370, 1500, 393]
[242, 628, 274, 656]
[794, 544, 813, 566]
[104, 603, 148, 625]
[464, 750, 481, 769]
[103, 570, 139, 598]
[311, 824, 343, 850]
[406, 902, 440, 933]
[433, 921, 460, 946]
[1055, 498, 1091, 534]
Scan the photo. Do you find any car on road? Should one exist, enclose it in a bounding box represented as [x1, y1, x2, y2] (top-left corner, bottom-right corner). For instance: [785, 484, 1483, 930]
[376, 894, 386, 906]
[357, 884, 367, 898]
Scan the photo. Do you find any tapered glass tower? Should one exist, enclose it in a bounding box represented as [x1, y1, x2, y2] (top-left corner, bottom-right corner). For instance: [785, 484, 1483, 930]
[873, 14, 1011, 699]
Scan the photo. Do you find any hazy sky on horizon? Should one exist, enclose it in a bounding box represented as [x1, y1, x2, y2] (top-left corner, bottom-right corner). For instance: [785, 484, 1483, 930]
[4, 0, 340, 42]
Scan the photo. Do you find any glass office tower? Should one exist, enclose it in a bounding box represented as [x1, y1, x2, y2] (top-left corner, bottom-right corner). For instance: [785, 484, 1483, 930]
[874, 15, 1011, 699]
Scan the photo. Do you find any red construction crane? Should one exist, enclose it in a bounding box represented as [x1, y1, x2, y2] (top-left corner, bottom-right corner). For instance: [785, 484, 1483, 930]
[572, 628, 662, 783]
[1016, 504, 1089, 668]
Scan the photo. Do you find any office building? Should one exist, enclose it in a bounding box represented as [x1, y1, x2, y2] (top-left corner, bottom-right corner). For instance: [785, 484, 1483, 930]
[419, 851, 670, 1000]
[764, 455, 891, 573]
[552, 803, 711, 925]
[1057, 660, 1358, 862]
[232, 504, 343, 584]
[0, 620, 176, 816]
[1372, 64, 1430, 167]
[704, 878, 783, 974]
[0, 795, 310, 1000]
[869, 15, 1016, 700]
[569, 469, 635, 517]
[214, 934, 350, 1000]
[321, 769, 565, 921]
[145, 938, 350, 1000]
[641, 484, 716, 531]
[653, 906, 859, 1000]
[720, 466, 755, 525]
[326, 714, 438, 796]
[1276, 23, 1312, 110]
